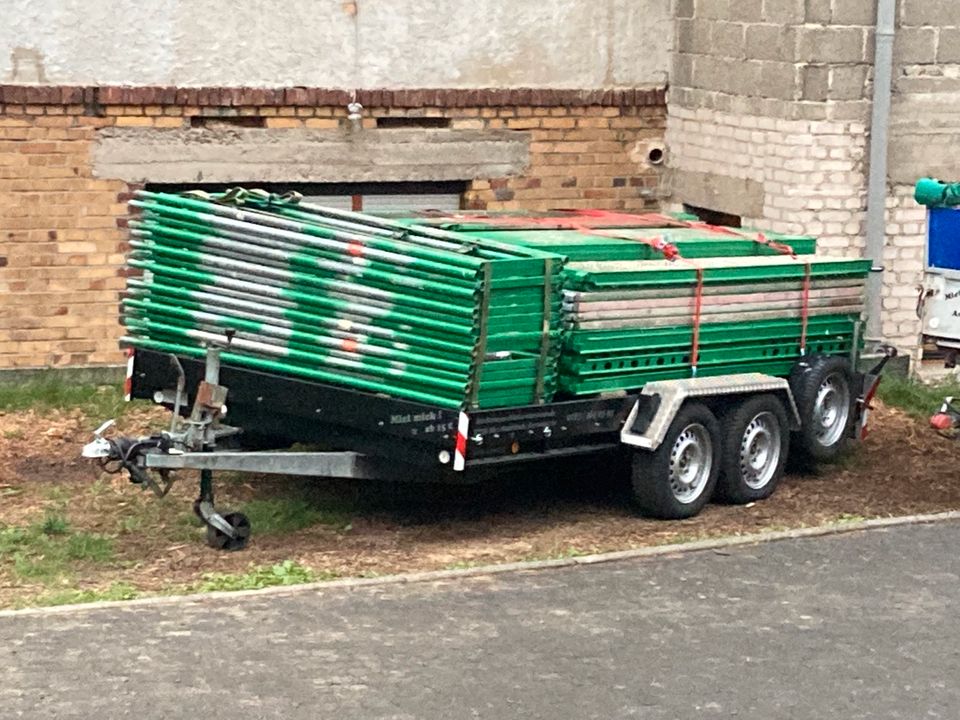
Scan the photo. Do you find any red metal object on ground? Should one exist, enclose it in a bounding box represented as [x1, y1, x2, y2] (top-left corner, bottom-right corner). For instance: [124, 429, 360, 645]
[930, 413, 955, 430]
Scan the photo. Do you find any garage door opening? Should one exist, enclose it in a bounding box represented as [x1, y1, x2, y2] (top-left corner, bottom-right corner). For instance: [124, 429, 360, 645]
[146, 180, 467, 214]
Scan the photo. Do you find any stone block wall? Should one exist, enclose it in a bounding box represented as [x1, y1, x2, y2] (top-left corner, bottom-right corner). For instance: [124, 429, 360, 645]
[667, 0, 960, 355]
[0, 86, 666, 371]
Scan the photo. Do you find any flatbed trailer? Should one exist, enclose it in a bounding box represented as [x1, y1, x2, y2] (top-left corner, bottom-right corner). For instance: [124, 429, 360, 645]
[84, 342, 895, 550]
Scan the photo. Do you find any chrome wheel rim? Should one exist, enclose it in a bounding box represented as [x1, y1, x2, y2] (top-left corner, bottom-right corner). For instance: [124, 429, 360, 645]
[814, 372, 850, 447]
[739, 411, 781, 490]
[668, 423, 713, 504]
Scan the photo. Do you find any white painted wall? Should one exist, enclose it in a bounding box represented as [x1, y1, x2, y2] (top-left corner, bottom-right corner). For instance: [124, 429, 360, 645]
[1, 0, 671, 88]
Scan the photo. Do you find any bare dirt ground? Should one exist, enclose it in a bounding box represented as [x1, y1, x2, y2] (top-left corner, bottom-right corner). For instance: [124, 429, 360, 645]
[1, 400, 959, 608]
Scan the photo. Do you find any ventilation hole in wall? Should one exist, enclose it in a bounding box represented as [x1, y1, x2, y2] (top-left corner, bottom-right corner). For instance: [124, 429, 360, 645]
[376, 117, 451, 129]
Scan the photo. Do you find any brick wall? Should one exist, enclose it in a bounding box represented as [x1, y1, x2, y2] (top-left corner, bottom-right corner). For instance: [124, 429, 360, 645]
[0, 86, 666, 371]
[666, 106, 868, 252]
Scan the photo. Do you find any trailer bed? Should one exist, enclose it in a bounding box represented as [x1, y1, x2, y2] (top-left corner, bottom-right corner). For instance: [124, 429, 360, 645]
[130, 349, 641, 478]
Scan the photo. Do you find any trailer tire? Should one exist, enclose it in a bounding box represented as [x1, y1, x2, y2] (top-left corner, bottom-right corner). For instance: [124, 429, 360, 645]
[788, 354, 854, 463]
[205, 512, 251, 551]
[632, 403, 720, 519]
[717, 394, 790, 504]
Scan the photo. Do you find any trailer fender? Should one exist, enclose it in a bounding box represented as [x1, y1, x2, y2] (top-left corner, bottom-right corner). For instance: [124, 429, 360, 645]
[620, 373, 800, 451]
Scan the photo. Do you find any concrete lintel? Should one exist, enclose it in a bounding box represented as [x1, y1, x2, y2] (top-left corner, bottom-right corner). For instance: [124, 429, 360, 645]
[667, 168, 765, 218]
[93, 127, 531, 184]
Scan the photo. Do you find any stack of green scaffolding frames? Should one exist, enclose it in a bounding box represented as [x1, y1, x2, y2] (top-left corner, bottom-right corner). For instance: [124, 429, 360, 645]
[387, 211, 871, 397]
[121, 190, 564, 410]
[122, 195, 872, 407]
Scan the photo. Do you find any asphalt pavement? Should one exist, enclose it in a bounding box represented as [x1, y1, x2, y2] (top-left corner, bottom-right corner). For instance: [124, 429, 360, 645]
[2, 520, 959, 719]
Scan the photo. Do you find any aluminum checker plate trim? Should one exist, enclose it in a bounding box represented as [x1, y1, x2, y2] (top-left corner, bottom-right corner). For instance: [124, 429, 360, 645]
[620, 373, 800, 450]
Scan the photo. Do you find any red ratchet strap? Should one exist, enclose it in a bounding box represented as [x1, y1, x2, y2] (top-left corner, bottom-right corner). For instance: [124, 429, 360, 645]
[754, 232, 797, 259]
[577, 226, 682, 261]
[691, 222, 798, 258]
[426, 210, 688, 231]
[800, 260, 812, 356]
[686, 263, 705, 377]
[568, 224, 696, 370]
[672, 257, 705, 377]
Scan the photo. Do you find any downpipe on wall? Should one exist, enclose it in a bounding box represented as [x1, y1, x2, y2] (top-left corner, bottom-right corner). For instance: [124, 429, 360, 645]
[864, 0, 897, 345]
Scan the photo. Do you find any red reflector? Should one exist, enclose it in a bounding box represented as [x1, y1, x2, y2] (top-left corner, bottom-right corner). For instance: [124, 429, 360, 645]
[124, 348, 135, 401]
[930, 413, 954, 430]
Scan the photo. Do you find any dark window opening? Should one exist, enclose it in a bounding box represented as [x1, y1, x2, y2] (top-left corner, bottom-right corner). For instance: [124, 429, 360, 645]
[376, 117, 451, 129]
[683, 203, 742, 228]
[145, 180, 468, 213]
[189, 116, 266, 129]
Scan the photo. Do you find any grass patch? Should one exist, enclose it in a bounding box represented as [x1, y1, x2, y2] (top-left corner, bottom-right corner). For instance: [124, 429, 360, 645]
[0, 520, 115, 583]
[25, 583, 140, 609]
[65, 532, 114, 562]
[0, 374, 131, 418]
[241, 497, 352, 534]
[194, 560, 334, 592]
[877, 375, 960, 420]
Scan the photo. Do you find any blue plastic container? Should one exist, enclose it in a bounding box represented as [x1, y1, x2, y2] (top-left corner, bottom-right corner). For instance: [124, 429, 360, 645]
[927, 207, 960, 271]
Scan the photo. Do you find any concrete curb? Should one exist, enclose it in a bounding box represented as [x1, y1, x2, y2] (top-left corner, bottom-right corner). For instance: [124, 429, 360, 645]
[4, 510, 959, 618]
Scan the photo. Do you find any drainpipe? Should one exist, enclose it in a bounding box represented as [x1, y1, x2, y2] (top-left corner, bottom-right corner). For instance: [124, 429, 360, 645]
[864, 0, 897, 343]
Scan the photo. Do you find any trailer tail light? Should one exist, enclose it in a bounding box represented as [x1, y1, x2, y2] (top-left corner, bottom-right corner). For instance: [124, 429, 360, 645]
[123, 348, 135, 402]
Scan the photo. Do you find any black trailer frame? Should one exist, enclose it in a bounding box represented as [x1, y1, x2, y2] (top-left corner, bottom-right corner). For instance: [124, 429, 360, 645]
[129, 349, 643, 479]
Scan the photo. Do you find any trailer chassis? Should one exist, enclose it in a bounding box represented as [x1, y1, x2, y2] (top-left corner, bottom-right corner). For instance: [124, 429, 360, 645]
[83, 340, 896, 550]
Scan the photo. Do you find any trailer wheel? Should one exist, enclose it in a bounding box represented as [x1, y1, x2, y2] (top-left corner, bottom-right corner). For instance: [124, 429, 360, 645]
[717, 394, 790, 504]
[205, 512, 251, 551]
[789, 355, 853, 463]
[632, 403, 720, 519]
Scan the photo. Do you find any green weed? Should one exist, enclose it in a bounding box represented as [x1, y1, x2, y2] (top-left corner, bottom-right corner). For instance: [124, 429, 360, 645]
[40, 512, 69, 536]
[241, 497, 351, 534]
[835, 512, 867, 524]
[444, 560, 481, 571]
[195, 560, 333, 592]
[27, 582, 140, 608]
[117, 516, 144, 534]
[0, 526, 29, 554]
[65, 533, 114, 562]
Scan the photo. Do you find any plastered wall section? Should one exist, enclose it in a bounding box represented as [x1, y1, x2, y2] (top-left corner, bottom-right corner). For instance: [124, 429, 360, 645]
[1, 0, 670, 89]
